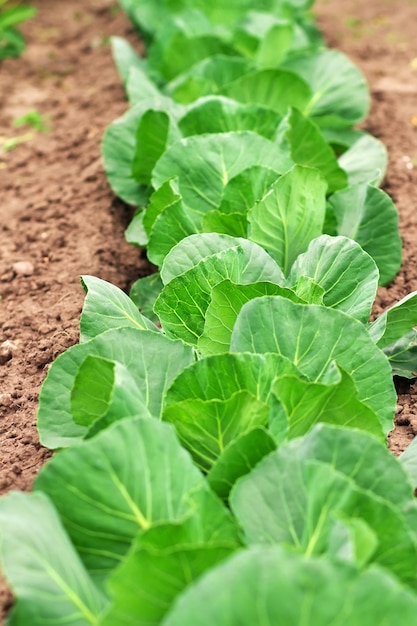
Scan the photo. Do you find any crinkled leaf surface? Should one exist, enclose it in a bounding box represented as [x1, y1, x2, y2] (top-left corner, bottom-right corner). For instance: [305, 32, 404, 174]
[328, 183, 401, 285]
[0, 492, 108, 626]
[287, 235, 379, 323]
[230, 296, 396, 433]
[38, 328, 194, 448]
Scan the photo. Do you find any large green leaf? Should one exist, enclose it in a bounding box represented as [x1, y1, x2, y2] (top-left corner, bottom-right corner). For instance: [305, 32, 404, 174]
[230, 297, 396, 433]
[234, 14, 294, 67]
[70, 357, 152, 437]
[166, 55, 252, 104]
[155, 240, 284, 344]
[80, 276, 158, 341]
[147, 12, 236, 82]
[179, 96, 281, 139]
[101, 516, 237, 626]
[102, 95, 181, 206]
[207, 428, 277, 500]
[328, 183, 401, 285]
[338, 134, 388, 186]
[217, 166, 281, 215]
[271, 368, 384, 441]
[0, 492, 107, 625]
[160, 233, 285, 285]
[38, 328, 194, 448]
[282, 49, 370, 128]
[369, 292, 417, 348]
[400, 437, 417, 490]
[287, 235, 379, 323]
[152, 132, 293, 224]
[132, 111, 172, 185]
[129, 273, 164, 323]
[35, 418, 233, 583]
[102, 106, 149, 206]
[198, 280, 304, 355]
[142, 178, 181, 238]
[223, 68, 312, 115]
[382, 330, 417, 379]
[164, 352, 297, 406]
[126, 65, 163, 104]
[163, 546, 417, 626]
[285, 424, 415, 507]
[277, 107, 348, 193]
[163, 390, 270, 471]
[231, 453, 417, 584]
[248, 165, 327, 274]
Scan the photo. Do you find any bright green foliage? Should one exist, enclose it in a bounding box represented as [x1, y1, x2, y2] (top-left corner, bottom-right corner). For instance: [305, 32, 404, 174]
[4, 0, 417, 623]
[37, 328, 194, 448]
[0, 492, 108, 625]
[0, 2, 36, 59]
[163, 545, 417, 625]
[247, 165, 327, 274]
[231, 296, 396, 433]
[287, 235, 379, 323]
[34, 418, 238, 583]
[327, 183, 401, 286]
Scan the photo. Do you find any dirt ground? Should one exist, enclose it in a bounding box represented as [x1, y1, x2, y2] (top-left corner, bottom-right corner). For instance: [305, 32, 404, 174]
[0, 0, 417, 620]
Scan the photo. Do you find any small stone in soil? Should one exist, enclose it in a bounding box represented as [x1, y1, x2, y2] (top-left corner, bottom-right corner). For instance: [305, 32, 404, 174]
[0, 394, 13, 407]
[12, 261, 34, 276]
[0, 340, 17, 365]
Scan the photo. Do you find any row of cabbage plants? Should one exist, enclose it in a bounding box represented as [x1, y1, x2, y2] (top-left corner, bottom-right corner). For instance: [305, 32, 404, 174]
[2, 0, 417, 624]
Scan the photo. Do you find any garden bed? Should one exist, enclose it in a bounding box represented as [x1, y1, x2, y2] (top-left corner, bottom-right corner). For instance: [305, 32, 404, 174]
[0, 0, 417, 620]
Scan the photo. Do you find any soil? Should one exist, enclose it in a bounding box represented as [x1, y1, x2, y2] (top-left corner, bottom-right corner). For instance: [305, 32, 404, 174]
[0, 0, 416, 621]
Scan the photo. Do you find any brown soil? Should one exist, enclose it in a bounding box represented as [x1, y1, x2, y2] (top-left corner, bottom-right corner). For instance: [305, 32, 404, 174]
[314, 0, 417, 452]
[0, 0, 416, 620]
[0, 2, 150, 617]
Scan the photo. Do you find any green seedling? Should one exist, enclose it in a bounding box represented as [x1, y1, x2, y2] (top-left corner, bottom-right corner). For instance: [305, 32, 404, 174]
[13, 109, 48, 132]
